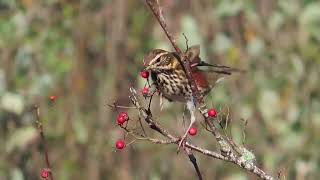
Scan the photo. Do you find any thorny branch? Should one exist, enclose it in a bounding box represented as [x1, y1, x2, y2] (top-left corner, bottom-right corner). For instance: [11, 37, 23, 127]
[34, 106, 54, 180]
[143, 0, 275, 179]
[125, 88, 274, 179]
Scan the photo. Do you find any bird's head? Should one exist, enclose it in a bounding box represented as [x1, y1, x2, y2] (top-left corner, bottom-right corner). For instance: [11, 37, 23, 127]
[143, 49, 180, 73]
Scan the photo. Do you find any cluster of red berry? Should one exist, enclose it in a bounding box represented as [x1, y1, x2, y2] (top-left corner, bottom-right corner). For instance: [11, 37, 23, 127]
[140, 71, 150, 96]
[113, 71, 149, 151]
[187, 109, 217, 136]
[114, 112, 129, 150]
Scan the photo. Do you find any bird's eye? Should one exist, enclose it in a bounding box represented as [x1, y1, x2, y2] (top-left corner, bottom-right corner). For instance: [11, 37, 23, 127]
[156, 58, 160, 63]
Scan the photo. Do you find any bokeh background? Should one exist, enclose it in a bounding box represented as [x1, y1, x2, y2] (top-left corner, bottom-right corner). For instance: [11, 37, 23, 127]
[1, 0, 320, 179]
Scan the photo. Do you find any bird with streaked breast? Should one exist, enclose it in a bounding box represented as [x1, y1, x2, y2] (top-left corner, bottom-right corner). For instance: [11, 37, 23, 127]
[143, 45, 241, 149]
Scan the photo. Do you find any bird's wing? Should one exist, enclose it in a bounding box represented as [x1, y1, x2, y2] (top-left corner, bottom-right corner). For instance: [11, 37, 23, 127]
[195, 61, 244, 75]
[178, 44, 244, 75]
[192, 62, 244, 93]
[172, 45, 201, 65]
[185, 45, 243, 74]
[192, 68, 229, 94]
[186, 45, 201, 64]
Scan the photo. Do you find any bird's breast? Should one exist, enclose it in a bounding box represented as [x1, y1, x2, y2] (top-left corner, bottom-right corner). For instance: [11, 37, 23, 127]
[155, 71, 191, 102]
[152, 69, 212, 102]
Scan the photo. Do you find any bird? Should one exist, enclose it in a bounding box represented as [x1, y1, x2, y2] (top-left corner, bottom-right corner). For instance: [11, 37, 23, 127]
[143, 45, 241, 149]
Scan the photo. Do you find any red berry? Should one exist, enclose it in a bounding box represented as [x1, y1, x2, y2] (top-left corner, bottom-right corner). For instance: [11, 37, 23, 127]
[140, 71, 149, 78]
[40, 168, 50, 179]
[208, 109, 217, 117]
[119, 112, 129, 120]
[188, 127, 197, 136]
[117, 112, 129, 125]
[115, 139, 126, 150]
[142, 87, 149, 96]
[117, 116, 126, 125]
[49, 95, 56, 101]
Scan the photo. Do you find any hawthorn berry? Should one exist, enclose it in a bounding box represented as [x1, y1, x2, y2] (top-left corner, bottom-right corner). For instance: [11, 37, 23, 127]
[142, 87, 149, 96]
[40, 168, 50, 179]
[117, 112, 129, 125]
[119, 112, 129, 120]
[188, 127, 197, 136]
[117, 116, 126, 125]
[115, 139, 126, 150]
[49, 95, 56, 101]
[208, 108, 217, 118]
[140, 71, 149, 79]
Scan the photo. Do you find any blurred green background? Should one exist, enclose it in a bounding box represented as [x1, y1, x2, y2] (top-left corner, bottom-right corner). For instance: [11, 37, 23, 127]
[0, 0, 320, 179]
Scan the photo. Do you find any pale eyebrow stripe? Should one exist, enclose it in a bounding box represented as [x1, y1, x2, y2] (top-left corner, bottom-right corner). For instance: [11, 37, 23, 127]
[148, 52, 169, 65]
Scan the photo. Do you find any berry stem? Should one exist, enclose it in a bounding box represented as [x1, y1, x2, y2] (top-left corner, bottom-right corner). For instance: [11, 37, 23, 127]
[34, 106, 54, 180]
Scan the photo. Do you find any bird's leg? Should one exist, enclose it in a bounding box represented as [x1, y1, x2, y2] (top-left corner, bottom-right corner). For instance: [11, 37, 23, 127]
[182, 105, 187, 130]
[177, 101, 196, 152]
[160, 93, 164, 111]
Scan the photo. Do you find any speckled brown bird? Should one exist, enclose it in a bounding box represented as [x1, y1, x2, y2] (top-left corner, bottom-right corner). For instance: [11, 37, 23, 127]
[143, 45, 241, 147]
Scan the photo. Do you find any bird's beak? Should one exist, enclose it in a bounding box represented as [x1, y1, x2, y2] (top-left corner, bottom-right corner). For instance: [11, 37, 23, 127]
[144, 65, 152, 71]
[142, 60, 152, 71]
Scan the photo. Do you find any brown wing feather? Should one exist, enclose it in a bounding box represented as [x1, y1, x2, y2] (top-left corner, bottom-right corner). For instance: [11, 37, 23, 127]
[186, 45, 201, 64]
[191, 70, 209, 89]
[178, 44, 242, 93]
[192, 64, 242, 94]
[192, 69, 224, 94]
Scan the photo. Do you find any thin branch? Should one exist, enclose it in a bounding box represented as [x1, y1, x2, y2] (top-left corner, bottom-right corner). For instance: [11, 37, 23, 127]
[138, 116, 147, 137]
[182, 33, 189, 53]
[107, 102, 137, 109]
[34, 106, 54, 180]
[186, 148, 203, 180]
[145, 0, 181, 54]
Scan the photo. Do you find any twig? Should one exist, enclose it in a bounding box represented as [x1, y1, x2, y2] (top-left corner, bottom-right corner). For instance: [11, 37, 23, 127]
[34, 106, 54, 180]
[145, 0, 181, 54]
[182, 33, 189, 53]
[138, 116, 147, 137]
[107, 102, 137, 109]
[186, 148, 203, 180]
[241, 118, 248, 145]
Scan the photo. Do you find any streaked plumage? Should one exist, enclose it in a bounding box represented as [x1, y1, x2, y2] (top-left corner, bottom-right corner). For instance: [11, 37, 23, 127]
[143, 45, 240, 102]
